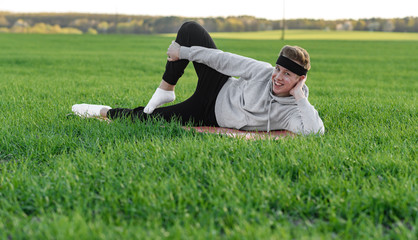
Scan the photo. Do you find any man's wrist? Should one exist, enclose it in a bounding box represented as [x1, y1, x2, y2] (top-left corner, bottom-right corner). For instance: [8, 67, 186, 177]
[179, 46, 190, 60]
[293, 91, 306, 101]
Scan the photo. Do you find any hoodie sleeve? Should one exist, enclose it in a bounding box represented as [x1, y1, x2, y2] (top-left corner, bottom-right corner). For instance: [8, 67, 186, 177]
[289, 98, 325, 135]
[179, 46, 272, 80]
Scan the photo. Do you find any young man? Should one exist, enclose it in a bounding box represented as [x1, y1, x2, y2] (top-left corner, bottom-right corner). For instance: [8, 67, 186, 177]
[72, 21, 324, 135]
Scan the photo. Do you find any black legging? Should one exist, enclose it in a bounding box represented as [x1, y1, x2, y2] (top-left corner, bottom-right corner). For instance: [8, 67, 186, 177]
[107, 21, 230, 126]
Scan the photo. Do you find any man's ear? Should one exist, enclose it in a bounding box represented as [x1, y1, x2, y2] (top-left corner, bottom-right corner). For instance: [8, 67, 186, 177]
[299, 75, 307, 82]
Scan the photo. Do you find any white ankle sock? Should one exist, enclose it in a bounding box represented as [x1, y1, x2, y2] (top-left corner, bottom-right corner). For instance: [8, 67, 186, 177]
[72, 104, 111, 118]
[144, 88, 175, 114]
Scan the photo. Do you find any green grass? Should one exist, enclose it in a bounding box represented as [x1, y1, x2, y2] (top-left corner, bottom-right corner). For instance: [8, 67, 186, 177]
[0, 32, 417, 239]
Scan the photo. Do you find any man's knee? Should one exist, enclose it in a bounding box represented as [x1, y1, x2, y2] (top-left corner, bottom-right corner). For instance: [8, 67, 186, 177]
[179, 21, 203, 34]
[176, 21, 214, 48]
[181, 21, 200, 29]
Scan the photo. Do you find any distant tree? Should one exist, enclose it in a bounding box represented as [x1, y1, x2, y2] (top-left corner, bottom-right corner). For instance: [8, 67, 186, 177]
[13, 19, 30, 28]
[116, 21, 134, 34]
[11, 19, 30, 33]
[69, 18, 96, 33]
[209, 18, 227, 32]
[97, 21, 109, 33]
[271, 20, 282, 30]
[394, 18, 407, 32]
[59, 27, 82, 34]
[224, 17, 245, 32]
[86, 28, 98, 34]
[367, 21, 380, 31]
[50, 24, 62, 33]
[336, 21, 353, 31]
[354, 20, 367, 31]
[0, 12, 417, 34]
[137, 18, 154, 34]
[202, 18, 219, 32]
[238, 16, 258, 31]
[0, 27, 9, 33]
[406, 17, 416, 32]
[153, 17, 184, 33]
[382, 20, 395, 32]
[130, 19, 144, 34]
[0, 15, 9, 27]
[30, 22, 49, 33]
[412, 17, 418, 32]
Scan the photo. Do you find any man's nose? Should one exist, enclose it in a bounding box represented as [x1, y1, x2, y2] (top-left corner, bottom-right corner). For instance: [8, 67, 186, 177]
[274, 72, 282, 80]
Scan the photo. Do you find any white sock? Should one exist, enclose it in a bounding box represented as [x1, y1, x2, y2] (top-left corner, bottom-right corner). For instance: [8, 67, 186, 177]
[72, 104, 111, 118]
[143, 88, 175, 114]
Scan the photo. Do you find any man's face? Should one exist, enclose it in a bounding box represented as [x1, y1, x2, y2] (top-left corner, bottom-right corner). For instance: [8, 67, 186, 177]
[271, 65, 302, 97]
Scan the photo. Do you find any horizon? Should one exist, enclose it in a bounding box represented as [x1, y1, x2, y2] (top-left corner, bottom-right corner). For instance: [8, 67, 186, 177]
[1, 10, 416, 21]
[1, 0, 417, 21]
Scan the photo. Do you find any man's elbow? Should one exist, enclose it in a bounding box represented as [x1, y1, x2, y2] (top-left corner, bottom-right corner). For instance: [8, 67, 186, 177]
[300, 125, 325, 136]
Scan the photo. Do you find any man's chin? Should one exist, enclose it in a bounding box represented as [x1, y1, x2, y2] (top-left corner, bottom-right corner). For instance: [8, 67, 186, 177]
[273, 90, 290, 97]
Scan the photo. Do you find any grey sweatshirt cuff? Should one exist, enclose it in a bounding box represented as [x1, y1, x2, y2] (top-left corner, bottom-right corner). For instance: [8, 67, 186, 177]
[179, 46, 191, 60]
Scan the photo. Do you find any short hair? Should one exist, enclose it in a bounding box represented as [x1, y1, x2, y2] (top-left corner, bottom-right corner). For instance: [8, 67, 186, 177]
[279, 45, 311, 71]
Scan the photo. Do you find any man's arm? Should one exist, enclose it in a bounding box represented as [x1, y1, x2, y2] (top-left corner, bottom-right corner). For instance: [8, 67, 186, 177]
[167, 41, 272, 80]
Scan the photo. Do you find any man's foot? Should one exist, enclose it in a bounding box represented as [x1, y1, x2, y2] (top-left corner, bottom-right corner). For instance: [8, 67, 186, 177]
[72, 104, 111, 118]
[143, 88, 175, 114]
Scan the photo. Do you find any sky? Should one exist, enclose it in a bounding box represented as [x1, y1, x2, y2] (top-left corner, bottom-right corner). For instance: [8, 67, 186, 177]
[0, 0, 417, 20]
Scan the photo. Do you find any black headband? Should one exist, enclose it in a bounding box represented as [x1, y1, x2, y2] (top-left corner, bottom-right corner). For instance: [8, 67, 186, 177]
[276, 55, 308, 76]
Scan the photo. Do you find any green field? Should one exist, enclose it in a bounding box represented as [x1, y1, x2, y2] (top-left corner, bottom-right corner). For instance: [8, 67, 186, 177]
[0, 31, 417, 239]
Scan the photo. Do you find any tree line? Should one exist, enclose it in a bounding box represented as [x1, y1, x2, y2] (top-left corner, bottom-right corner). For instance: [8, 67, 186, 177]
[0, 12, 417, 34]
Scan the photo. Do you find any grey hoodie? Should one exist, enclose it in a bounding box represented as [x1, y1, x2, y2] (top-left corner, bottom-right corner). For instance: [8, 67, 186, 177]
[179, 46, 324, 135]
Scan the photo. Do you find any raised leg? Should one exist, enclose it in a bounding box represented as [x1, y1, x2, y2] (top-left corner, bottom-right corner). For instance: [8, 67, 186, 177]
[107, 22, 229, 126]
